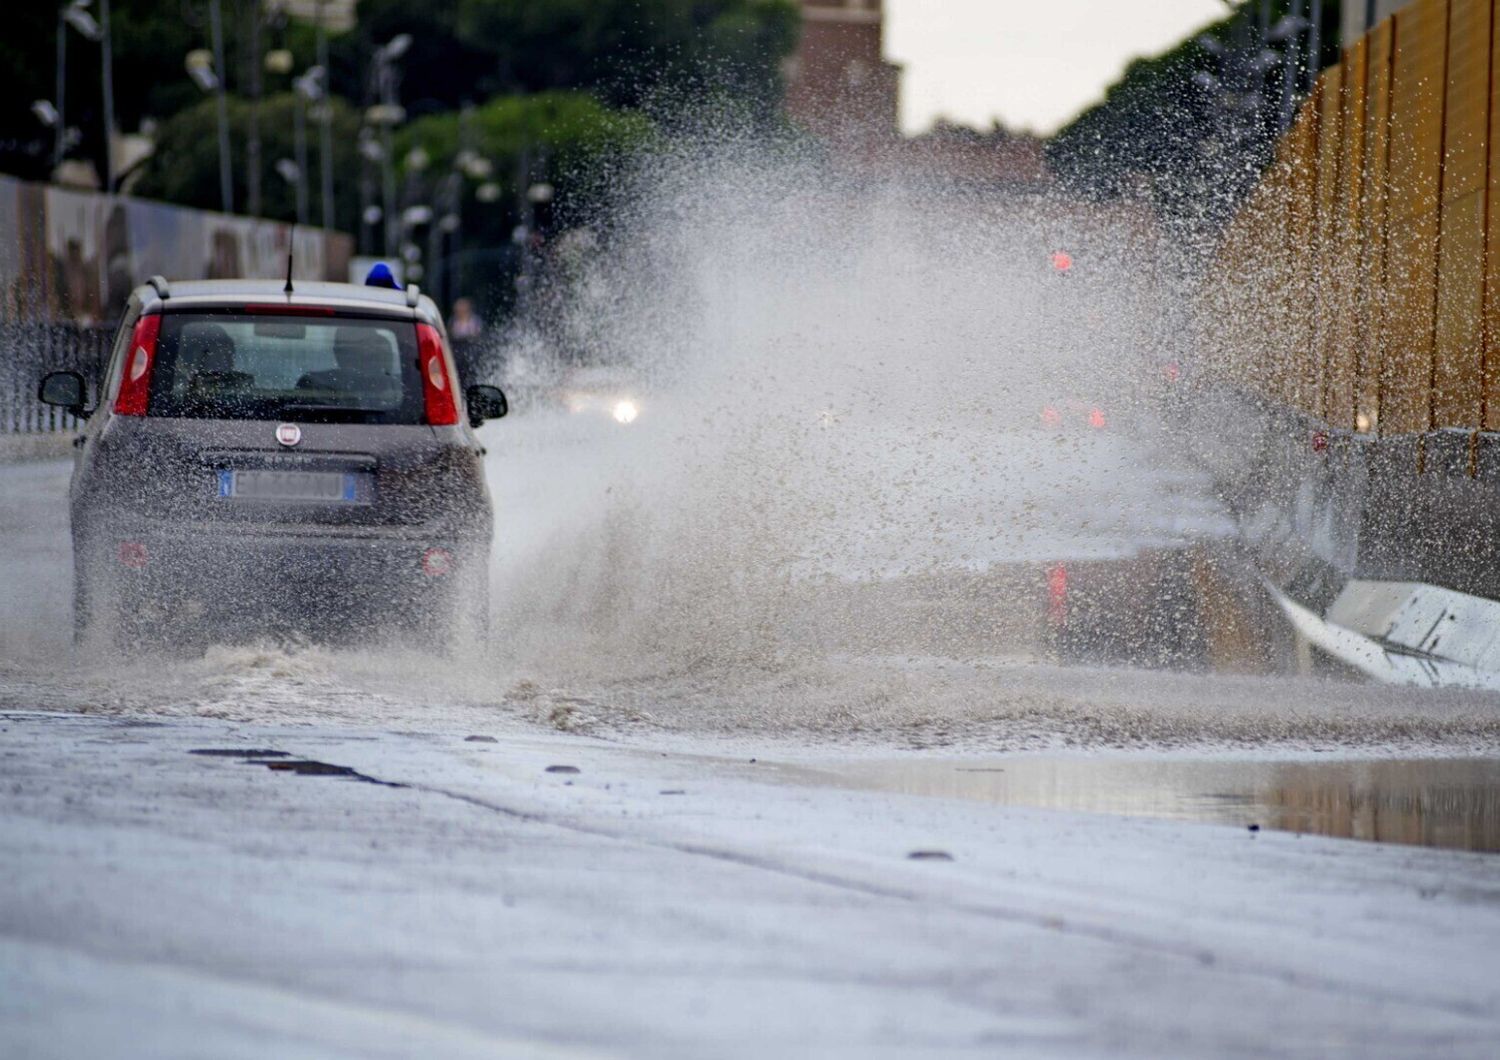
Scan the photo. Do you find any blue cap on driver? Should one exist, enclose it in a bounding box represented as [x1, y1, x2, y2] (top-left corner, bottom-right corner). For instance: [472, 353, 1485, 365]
[365, 262, 401, 289]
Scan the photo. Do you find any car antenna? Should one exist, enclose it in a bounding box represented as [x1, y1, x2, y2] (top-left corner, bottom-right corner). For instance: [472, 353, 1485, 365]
[284, 224, 296, 294]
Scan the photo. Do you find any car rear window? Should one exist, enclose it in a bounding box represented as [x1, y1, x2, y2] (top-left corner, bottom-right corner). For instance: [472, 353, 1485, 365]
[146, 312, 423, 424]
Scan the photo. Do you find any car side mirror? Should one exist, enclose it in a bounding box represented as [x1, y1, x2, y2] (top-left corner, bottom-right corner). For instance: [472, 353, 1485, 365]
[38, 371, 89, 417]
[465, 384, 508, 426]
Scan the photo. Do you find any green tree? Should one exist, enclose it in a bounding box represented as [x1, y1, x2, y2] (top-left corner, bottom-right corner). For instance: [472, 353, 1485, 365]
[351, 0, 800, 114]
[399, 91, 657, 246]
[133, 93, 364, 230]
[3, 0, 798, 237]
[1048, 0, 1343, 228]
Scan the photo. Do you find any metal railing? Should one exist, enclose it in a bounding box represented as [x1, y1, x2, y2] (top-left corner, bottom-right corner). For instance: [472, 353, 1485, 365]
[0, 322, 111, 434]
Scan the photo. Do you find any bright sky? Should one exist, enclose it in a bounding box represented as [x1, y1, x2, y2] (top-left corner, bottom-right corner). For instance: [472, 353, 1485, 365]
[885, 0, 1230, 135]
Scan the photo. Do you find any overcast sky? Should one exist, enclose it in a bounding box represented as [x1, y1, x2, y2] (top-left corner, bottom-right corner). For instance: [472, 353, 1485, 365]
[885, 0, 1229, 135]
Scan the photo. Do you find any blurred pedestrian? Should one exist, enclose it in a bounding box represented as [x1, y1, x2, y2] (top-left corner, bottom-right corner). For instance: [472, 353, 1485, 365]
[449, 297, 483, 340]
[448, 296, 486, 384]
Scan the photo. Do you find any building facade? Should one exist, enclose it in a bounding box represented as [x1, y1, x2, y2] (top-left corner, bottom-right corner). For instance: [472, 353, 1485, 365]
[784, 0, 902, 146]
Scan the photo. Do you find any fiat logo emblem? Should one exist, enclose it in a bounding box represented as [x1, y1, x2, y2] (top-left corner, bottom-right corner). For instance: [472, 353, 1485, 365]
[275, 423, 302, 447]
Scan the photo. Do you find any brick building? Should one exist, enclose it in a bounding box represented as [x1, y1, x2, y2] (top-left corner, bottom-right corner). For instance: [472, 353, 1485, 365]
[784, 0, 902, 146]
[784, 2, 1048, 188]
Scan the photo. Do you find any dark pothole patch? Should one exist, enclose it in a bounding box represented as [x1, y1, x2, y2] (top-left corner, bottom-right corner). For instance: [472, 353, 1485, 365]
[190, 748, 290, 758]
[262, 759, 403, 786]
[189, 749, 403, 787]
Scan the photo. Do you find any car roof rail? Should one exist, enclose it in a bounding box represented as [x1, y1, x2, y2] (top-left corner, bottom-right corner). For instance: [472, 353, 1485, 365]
[148, 275, 171, 300]
[404, 283, 420, 308]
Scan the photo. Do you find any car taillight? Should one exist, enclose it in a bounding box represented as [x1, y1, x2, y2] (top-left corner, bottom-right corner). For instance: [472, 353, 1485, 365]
[421, 547, 453, 577]
[1047, 563, 1068, 626]
[416, 323, 458, 426]
[1089, 407, 1107, 430]
[118, 541, 148, 569]
[114, 314, 162, 416]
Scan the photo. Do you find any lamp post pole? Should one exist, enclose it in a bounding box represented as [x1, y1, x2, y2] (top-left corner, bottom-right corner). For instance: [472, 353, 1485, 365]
[1279, 0, 1306, 132]
[54, 8, 67, 173]
[246, 0, 262, 217]
[100, 0, 115, 192]
[1307, 0, 1322, 90]
[209, 0, 234, 213]
[381, 121, 397, 256]
[290, 67, 324, 227]
[374, 37, 410, 255]
[293, 95, 309, 225]
[316, 0, 334, 231]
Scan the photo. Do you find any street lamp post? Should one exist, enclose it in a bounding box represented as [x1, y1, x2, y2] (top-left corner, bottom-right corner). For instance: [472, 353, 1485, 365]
[368, 34, 410, 256]
[292, 109, 309, 226]
[46, 3, 104, 183]
[99, 0, 115, 191]
[316, 0, 335, 232]
[246, 0, 262, 217]
[54, 6, 68, 173]
[1277, 0, 1307, 132]
[208, 0, 234, 213]
[274, 157, 302, 222]
[381, 121, 397, 255]
[358, 130, 381, 255]
[290, 67, 325, 227]
[1307, 0, 1322, 91]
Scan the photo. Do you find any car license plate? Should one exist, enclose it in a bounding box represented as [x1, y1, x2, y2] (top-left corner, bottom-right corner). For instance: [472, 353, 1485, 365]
[218, 469, 360, 502]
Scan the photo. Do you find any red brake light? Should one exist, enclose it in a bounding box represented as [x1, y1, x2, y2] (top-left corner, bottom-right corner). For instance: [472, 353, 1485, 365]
[421, 547, 453, 577]
[114, 314, 162, 416]
[1047, 563, 1068, 626]
[117, 541, 148, 569]
[242, 304, 337, 316]
[416, 322, 459, 426]
[1089, 407, 1107, 430]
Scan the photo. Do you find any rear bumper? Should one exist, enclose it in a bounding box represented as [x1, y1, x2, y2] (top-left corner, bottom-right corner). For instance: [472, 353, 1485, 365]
[78, 521, 487, 630]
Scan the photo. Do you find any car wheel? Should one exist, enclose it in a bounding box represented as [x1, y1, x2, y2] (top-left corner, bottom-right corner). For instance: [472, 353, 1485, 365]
[71, 551, 94, 648]
[449, 573, 491, 658]
[72, 542, 125, 652]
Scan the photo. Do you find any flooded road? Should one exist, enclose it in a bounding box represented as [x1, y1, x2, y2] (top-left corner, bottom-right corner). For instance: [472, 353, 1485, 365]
[818, 755, 1500, 853]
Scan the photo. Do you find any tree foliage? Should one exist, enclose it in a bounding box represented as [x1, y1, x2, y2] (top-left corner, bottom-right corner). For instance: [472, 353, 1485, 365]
[133, 94, 364, 231]
[1048, 0, 1344, 228]
[400, 91, 658, 244]
[352, 0, 800, 114]
[2, 0, 798, 207]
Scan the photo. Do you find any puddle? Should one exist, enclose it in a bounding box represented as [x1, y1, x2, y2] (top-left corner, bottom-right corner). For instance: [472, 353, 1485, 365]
[820, 756, 1500, 853]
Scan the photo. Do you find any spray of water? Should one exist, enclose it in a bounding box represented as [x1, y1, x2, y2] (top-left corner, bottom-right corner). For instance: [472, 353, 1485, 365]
[4, 135, 1495, 752]
[485, 136, 1227, 692]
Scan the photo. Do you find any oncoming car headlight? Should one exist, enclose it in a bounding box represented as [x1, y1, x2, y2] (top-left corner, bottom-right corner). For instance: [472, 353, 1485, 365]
[612, 399, 640, 424]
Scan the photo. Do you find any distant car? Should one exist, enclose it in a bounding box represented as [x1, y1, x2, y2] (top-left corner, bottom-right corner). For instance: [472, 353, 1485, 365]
[1039, 398, 1110, 432]
[556, 364, 643, 425]
[39, 276, 509, 650]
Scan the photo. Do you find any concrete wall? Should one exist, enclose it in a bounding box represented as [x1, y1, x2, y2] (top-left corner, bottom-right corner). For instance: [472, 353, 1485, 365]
[0, 175, 353, 326]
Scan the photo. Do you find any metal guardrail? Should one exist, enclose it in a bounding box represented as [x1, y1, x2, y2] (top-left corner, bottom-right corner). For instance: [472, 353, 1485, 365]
[0, 323, 111, 434]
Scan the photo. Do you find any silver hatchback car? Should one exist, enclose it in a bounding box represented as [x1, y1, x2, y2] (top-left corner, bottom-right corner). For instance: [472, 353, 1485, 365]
[39, 275, 508, 650]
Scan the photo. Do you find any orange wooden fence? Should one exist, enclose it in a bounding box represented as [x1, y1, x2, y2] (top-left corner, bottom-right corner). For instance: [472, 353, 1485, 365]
[1207, 0, 1500, 436]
